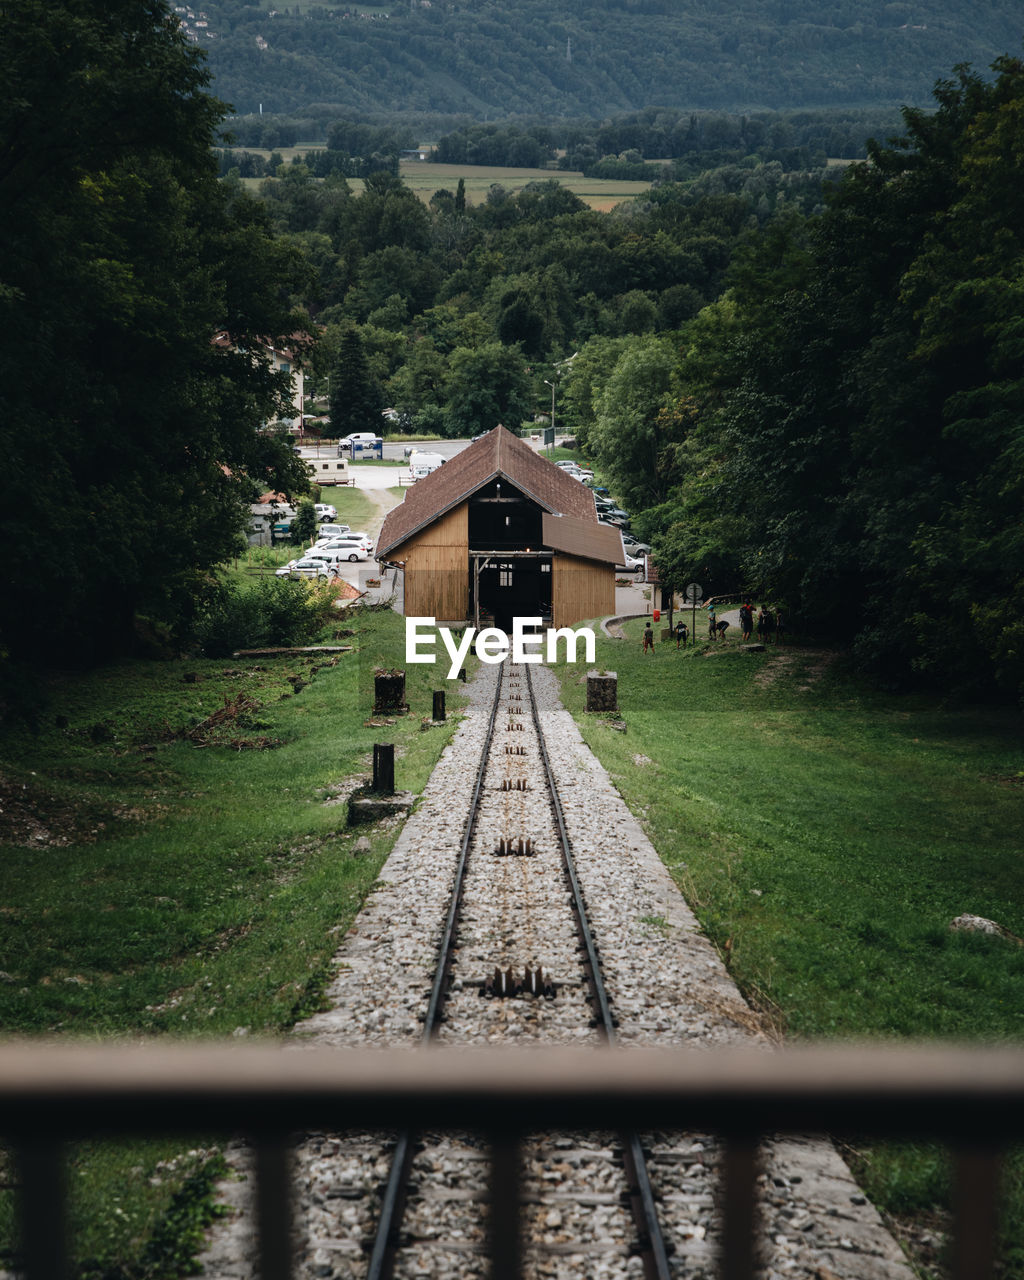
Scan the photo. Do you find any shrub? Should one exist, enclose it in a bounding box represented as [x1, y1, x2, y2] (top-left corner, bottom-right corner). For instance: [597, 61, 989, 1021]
[195, 578, 337, 657]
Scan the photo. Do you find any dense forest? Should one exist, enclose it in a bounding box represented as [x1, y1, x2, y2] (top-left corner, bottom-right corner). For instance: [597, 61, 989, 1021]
[194, 0, 1024, 117]
[231, 55, 1023, 704]
[3, 0, 1023, 707]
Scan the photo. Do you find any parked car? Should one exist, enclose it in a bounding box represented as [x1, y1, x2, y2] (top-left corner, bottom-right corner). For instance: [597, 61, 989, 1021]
[274, 557, 332, 579]
[316, 530, 372, 551]
[410, 451, 446, 479]
[315, 524, 351, 540]
[313, 538, 370, 562]
[622, 535, 652, 555]
[302, 550, 348, 572]
[616, 551, 647, 579]
[314, 503, 337, 522]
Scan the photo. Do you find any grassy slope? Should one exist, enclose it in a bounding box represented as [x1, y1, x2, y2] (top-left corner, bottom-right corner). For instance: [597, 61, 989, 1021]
[551, 621, 1024, 1273]
[0, 608, 463, 1274]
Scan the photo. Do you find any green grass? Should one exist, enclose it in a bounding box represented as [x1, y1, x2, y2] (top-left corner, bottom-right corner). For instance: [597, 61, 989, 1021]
[233, 156, 652, 211]
[0, 608, 465, 1275]
[551, 622, 1024, 1274]
[311, 486, 375, 527]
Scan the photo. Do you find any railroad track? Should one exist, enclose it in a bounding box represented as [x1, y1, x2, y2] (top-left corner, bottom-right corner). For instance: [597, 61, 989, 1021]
[364, 660, 673, 1279]
[197, 660, 917, 1280]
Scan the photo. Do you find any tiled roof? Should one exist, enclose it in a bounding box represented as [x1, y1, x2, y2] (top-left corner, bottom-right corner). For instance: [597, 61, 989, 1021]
[377, 427, 597, 559]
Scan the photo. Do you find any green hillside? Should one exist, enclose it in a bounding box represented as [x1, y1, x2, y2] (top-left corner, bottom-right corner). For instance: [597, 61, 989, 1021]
[193, 0, 1024, 118]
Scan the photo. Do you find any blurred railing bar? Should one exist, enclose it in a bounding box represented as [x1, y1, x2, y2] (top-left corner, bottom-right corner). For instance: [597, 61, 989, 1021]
[1, 1043, 1020, 1280]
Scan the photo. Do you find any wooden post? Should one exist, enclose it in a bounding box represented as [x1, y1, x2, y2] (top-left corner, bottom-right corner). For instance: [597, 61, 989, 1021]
[372, 743, 395, 795]
[373, 669, 407, 714]
[432, 690, 446, 721]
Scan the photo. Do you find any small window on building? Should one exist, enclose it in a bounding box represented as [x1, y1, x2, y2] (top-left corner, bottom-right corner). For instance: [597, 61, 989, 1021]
[499, 563, 514, 588]
[541, 562, 551, 574]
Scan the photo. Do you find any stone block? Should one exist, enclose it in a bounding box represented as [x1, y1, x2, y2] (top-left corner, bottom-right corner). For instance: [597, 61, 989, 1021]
[586, 670, 618, 713]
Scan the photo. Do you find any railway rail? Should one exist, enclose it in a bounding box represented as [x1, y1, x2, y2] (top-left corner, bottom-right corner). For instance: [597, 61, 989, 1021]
[366, 660, 673, 1279]
[183, 658, 921, 1280]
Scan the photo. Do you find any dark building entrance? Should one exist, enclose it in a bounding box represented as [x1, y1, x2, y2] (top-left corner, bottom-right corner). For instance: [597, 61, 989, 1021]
[468, 479, 551, 630]
[473, 556, 552, 632]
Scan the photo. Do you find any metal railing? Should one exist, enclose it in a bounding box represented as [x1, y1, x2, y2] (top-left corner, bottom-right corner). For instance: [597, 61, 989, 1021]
[2, 1041, 1021, 1280]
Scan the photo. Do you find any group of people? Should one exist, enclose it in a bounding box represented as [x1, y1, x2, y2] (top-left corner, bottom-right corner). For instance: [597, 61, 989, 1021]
[640, 602, 787, 652]
[736, 601, 785, 644]
[641, 618, 691, 652]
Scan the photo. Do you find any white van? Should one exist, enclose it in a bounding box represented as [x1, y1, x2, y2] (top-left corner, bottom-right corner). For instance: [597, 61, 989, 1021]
[410, 451, 446, 479]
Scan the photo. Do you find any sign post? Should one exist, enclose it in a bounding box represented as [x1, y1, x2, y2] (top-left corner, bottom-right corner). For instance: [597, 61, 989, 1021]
[685, 582, 703, 647]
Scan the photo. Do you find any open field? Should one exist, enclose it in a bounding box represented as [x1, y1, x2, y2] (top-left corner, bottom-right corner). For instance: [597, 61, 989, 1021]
[227, 151, 653, 210]
[395, 160, 653, 210]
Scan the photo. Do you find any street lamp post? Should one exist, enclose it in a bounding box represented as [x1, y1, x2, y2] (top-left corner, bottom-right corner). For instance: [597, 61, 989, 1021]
[543, 379, 556, 454]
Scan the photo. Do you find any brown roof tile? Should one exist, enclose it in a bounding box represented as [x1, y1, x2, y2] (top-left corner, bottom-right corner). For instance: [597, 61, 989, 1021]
[541, 513, 624, 565]
[377, 427, 597, 559]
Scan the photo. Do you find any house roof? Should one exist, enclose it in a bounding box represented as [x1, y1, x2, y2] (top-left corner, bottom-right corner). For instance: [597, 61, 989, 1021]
[377, 426, 598, 559]
[541, 513, 624, 565]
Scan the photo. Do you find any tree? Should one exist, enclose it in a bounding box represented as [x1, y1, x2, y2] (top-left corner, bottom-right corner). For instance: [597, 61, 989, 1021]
[0, 0, 313, 663]
[443, 343, 532, 438]
[292, 498, 319, 545]
[329, 328, 383, 436]
[589, 336, 680, 508]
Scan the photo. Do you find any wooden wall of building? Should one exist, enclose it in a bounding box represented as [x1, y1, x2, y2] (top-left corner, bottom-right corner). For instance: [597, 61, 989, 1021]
[551, 555, 615, 629]
[395, 503, 469, 623]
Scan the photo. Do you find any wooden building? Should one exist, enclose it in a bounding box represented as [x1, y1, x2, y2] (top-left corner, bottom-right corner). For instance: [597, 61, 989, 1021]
[376, 427, 622, 630]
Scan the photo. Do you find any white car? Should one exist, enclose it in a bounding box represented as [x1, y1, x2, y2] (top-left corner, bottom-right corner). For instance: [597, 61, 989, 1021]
[315, 524, 351, 540]
[316, 530, 372, 551]
[615, 551, 646, 579]
[275, 557, 332, 579]
[314, 503, 337, 522]
[314, 538, 370, 562]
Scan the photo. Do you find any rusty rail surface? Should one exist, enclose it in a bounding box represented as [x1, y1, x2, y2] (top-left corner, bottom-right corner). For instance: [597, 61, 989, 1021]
[1, 1041, 1021, 1280]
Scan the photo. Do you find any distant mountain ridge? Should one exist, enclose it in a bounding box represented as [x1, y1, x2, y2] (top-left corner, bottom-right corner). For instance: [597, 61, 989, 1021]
[195, 0, 1024, 119]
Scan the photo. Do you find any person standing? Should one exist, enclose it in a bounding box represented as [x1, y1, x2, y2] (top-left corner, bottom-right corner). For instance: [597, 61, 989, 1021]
[707, 605, 717, 642]
[762, 607, 775, 644]
[756, 607, 769, 642]
[643, 621, 655, 653]
[740, 602, 753, 641]
[675, 618, 688, 648]
[774, 608, 785, 644]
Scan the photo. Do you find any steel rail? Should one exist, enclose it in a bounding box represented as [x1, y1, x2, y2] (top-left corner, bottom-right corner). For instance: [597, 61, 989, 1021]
[365, 663, 505, 1280]
[524, 662, 674, 1280]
